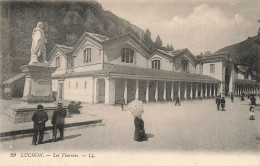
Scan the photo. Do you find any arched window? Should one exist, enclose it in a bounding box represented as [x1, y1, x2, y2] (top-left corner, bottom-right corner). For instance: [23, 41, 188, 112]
[182, 60, 188, 72]
[152, 60, 160, 69]
[56, 57, 60, 68]
[121, 48, 134, 63]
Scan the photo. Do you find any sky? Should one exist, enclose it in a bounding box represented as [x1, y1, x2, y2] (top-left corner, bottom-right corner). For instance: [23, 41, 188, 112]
[98, 0, 260, 55]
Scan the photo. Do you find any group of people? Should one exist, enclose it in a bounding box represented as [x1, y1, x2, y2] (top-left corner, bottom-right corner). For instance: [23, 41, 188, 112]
[215, 96, 226, 111]
[216, 93, 257, 120]
[31, 102, 67, 145]
[67, 101, 82, 114]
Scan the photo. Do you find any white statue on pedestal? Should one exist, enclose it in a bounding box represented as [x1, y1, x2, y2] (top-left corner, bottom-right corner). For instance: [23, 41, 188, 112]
[29, 22, 48, 64]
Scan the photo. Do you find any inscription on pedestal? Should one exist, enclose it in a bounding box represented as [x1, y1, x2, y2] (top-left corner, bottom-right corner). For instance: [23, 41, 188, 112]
[31, 79, 50, 96]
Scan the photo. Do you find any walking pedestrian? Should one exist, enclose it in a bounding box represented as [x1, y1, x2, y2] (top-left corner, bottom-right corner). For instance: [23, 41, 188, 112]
[175, 95, 180, 106]
[216, 95, 221, 110]
[220, 97, 226, 111]
[52, 102, 67, 142]
[32, 105, 48, 145]
[251, 95, 256, 106]
[231, 93, 234, 102]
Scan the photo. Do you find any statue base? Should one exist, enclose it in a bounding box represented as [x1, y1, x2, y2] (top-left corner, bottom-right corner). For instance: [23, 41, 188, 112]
[6, 102, 57, 123]
[6, 63, 58, 123]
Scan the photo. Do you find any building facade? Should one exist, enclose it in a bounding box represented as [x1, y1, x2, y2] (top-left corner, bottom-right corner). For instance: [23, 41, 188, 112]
[48, 32, 259, 104]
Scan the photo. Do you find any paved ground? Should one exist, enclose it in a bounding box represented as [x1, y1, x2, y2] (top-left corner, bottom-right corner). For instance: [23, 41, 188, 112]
[0, 97, 260, 153]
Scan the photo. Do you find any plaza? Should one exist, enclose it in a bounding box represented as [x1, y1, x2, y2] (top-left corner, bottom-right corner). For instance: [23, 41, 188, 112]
[1, 97, 259, 152]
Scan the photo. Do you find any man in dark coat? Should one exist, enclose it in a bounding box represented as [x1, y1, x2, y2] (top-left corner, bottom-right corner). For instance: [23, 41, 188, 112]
[220, 97, 226, 111]
[32, 105, 48, 145]
[216, 95, 221, 110]
[251, 95, 256, 106]
[231, 93, 234, 102]
[52, 102, 67, 141]
[175, 95, 180, 106]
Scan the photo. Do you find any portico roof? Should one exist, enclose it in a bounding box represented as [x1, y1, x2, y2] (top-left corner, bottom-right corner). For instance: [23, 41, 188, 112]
[234, 79, 259, 86]
[52, 64, 220, 84]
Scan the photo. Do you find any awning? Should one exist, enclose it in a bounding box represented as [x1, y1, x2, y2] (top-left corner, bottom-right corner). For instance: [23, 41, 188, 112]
[234, 79, 259, 86]
[1, 73, 25, 85]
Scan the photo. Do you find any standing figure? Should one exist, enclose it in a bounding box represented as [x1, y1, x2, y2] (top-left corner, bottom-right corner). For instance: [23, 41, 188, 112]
[29, 22, 47, 64]
[120, 98, 125, 111]
[251, 95, 256, 106]
[32, 105, 48, 145]
[231, 93, 234, 102]
[249, 105, 255, 120]
[175, 95, 180, 106]
[128, 100, 147, 142]
[241, 93, 244, 101]
[220, 97, 226, 111]
[52, 102, 67, 141]
[216, 95, 221, 110]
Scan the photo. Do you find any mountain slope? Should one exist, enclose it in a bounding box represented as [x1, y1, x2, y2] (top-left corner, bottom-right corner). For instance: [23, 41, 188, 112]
[0, 0, 145, 77]
[215, 35, 260, 81]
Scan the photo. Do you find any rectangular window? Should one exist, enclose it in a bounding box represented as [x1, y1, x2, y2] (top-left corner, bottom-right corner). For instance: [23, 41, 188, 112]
[85, 81, 87, 89]
[76, 82, 78, 89]
[56, 57, 60, 68]
[83, 48, 91, 63]
[152, 60, 160, 69]
[210, 64, 215, 74]
[182, 60, 188, 71]
[121, 48, 134, 63]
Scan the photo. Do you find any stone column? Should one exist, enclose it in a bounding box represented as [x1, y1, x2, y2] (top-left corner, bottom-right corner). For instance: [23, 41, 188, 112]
[135, 80, 139, 100]
[184, 82, 187, 99]
[209, 84, 212, 98]
[171, 82, 174, 101]
[178, 82, 181, 98]
[146, 80, 149, 102]
[93, 78, 98, 104]
[190, 82, 193, 99]
[213, 84, 216, 97]
[201, 83, 203, 98]
[196, 83, 198, 98]
[105, 77, 115, 105]
[163, 81, 166, 101]
[155, 81, 158, 102]
[124, 79, 127, 104]
[205, 83, 208, 98]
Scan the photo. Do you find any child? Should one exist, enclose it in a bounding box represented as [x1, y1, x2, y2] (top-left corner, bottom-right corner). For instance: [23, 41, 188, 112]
[128, 100, 147, 142]
[249, 105, 255, 120]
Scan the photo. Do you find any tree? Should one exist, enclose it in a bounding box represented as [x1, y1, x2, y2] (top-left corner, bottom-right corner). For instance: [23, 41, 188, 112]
[154, 35, 163, 49]
[143, 29, 153, 50]
[169, 44, 174, 51]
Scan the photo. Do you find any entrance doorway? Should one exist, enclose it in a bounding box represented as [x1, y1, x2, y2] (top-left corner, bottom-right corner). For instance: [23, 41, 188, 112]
[58, 83, 64, 99]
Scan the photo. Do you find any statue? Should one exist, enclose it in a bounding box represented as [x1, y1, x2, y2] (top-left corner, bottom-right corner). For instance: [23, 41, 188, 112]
[29, 22, 47, 64]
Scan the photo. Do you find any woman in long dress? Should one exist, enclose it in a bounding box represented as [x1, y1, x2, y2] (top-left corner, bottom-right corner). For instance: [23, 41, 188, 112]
[128, 100, 147, 142]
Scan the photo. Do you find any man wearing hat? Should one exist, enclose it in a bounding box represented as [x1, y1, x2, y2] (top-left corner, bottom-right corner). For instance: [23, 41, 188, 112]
[52, 102, 67, 141]
[32, 105, 48, 145]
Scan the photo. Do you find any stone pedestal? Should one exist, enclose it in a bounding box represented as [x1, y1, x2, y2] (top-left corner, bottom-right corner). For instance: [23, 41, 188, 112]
[6, 63, 58, 123]
[21, 63, 56, 103]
